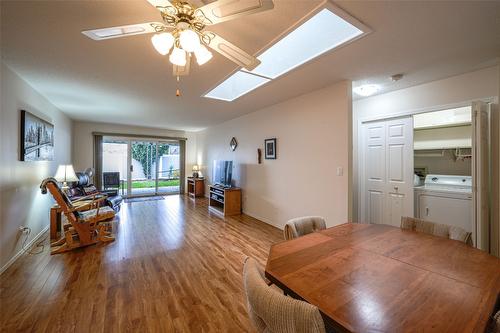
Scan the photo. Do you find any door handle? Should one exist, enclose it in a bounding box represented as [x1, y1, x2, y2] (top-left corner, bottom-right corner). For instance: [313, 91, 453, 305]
[425, 207, 429, 216]
[394, 186, 399, 191]
[130, 165, 133, 172]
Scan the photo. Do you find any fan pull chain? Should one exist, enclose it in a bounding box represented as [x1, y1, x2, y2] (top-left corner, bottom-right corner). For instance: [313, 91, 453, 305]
[176, 75, 181, 97]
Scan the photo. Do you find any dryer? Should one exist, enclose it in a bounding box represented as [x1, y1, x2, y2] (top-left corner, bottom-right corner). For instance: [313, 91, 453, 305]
[414, 175, 472, 232]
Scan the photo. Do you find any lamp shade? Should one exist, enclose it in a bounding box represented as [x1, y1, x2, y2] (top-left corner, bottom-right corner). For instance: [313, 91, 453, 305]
[54, 165, 79, 183]
[192, 165, 199, 171]
[194, 45, 213, 66]
[169, 47, 187, 66]
[151, 32, 174, 55]
[179, 29, 200, 53]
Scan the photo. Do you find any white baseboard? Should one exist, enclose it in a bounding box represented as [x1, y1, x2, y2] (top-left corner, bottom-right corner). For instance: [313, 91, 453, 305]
[204, 192, 283, 230]
[0, 225, 49, 275]
[242, 209, 283, 230]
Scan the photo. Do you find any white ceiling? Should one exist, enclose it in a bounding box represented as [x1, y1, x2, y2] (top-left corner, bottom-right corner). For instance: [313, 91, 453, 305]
[1, 0, 499, 131]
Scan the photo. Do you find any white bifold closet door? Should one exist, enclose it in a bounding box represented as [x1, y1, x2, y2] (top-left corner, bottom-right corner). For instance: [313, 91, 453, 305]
[361, 117, 414, 227]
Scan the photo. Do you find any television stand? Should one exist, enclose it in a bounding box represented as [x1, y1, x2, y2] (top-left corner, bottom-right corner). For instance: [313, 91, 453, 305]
[208, 185, 242, 216]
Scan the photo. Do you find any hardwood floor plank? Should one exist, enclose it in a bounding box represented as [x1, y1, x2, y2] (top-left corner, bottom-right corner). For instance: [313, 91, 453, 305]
[0, 196, 282, 332]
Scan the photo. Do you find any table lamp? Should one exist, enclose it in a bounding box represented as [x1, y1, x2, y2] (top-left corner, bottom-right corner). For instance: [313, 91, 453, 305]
[192, 165, 199, 178]
[54, 164, 79, 191]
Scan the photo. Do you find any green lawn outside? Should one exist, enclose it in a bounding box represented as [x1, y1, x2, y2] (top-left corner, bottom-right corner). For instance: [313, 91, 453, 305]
[120, 179, 180, 189]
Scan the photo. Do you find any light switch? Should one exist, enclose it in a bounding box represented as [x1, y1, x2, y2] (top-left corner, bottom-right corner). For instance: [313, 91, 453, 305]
[336, 167, 343, 176]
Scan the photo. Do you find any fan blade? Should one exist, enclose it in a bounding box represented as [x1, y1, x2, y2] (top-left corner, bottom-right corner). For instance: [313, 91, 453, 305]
[173, 54, 191, 76]
[146, 0, 174, 10]
[197, 0, 274, 25]
[206, 32, 260, 70]
[82, 22, 166, 40]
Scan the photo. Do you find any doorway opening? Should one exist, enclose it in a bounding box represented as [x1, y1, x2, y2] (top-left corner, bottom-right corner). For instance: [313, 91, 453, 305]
[102, 136, 182, 197]
[413, 106, 473, 234]
[359, 101, 492, 250]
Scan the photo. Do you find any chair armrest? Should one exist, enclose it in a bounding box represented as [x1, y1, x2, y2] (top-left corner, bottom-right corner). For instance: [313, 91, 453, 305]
[72, 193, 107, 203]
[73, 197, 108, 211]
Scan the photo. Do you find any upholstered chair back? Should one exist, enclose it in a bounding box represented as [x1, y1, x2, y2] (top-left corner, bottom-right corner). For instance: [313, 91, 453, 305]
[243, 257, 326, 333]
[284, 216, 326, 240]
[400, 216, 472, 245]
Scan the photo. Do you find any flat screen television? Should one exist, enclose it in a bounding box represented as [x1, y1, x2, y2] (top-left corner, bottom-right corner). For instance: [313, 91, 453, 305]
[212, 160, 233, 187]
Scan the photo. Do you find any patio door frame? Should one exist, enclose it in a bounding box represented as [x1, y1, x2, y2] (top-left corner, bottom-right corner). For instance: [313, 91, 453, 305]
[100, 134, 185, 198]
[127, 138, 183, 198]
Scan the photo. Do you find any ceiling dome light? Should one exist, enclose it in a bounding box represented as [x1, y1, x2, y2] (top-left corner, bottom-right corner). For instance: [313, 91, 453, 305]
[179, 29, 200, 53]
[151, 32, 174, 55]
[194, 45, 213, 65]
[353, 84, 380, 97]
[169, 47, 187, 66]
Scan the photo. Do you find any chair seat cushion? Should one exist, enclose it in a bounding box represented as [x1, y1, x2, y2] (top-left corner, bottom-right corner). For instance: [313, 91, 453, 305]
[77, 206, 115, 222]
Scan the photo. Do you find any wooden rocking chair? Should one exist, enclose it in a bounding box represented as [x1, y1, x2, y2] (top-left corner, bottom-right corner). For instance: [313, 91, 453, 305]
[41, 178, 115, 254]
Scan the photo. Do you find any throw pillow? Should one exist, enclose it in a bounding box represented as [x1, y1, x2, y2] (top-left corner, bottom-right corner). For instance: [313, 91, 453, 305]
[83, 185, 98, 195]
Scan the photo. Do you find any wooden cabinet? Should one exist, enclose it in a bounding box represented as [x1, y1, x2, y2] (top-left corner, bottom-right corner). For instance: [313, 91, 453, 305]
[208, 185, 241, 216]
[187, 177, 205, 198]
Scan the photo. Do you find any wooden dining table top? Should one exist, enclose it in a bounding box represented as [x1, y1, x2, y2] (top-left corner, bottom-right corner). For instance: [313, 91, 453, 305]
[265, 223, 500, 333]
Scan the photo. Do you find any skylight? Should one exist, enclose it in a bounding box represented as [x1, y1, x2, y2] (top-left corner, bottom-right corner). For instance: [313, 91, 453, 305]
[204, 71, 270, 101]
[248, 9, 363, 79]
[203, 5, 369, 101]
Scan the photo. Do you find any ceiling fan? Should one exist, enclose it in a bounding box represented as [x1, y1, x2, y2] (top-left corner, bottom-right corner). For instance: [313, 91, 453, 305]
[82, 0, 274, 78]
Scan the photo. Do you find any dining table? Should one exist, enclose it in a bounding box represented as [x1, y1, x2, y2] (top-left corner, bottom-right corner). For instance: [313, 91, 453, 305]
[265, 223, 500, 333]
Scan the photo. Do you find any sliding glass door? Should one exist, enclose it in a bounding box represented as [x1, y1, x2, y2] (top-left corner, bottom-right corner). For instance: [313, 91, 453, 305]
[101, 136, 182, 197]
[102, 138, 129, 196]
[156, 142, 180, 194]
[130, 141, 157, 196]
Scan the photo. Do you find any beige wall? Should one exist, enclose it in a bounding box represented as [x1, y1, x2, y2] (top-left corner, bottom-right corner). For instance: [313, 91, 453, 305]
[196, 81, 352, 229]
[353, 65, 500, 255]
[0, 63, 73, 272]
[72, 121, 197, 186]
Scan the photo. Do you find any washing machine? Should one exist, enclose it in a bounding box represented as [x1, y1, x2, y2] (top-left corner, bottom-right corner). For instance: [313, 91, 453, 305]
[414, 174, 473, 232]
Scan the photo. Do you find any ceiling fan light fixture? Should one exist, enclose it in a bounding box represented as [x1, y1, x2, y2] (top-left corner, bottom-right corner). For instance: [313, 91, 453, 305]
[151, 32, 174, 55]
[170, 47, 187, 66]
[179, 29, 200, 53]
[194, 45, 213, 65]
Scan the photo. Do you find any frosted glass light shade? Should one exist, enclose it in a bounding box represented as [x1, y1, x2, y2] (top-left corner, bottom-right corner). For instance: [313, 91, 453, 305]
[353, 84, 380, 97]
[194, 45, 213, 65]
[169, 47, 187, 66]
[179, 29, 200, 52]
[54, 165, 79, 183]
[151, 33, 174, 55]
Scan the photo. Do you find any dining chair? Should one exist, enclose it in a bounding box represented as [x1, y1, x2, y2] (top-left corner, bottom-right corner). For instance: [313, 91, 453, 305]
[284, 216, 326, 240]
[243, 257, 326, 333]
[400, 216, 472, 245]
[492, 310, 500, 333]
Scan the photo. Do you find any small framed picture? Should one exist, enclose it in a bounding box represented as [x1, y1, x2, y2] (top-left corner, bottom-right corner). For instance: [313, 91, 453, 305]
[264, 138, 277, 159]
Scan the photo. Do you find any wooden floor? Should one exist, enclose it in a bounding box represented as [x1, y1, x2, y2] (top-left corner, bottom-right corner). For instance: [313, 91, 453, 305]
[0, 196, 283, 332]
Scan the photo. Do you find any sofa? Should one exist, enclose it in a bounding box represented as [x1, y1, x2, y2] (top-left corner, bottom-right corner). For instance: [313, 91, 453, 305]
[68, 172, 123, 212]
